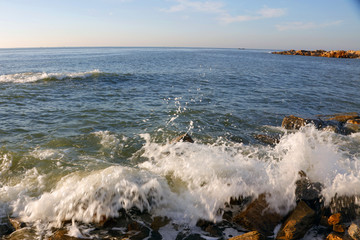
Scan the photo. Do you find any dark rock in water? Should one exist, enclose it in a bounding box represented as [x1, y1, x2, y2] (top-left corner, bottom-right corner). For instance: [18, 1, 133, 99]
[176, 232, 206, 240]
[333, 224, 346, 233]
[233, 193, 283, 236]
[171, 133, 194, 143]
[276, 201, 316, 240]
[254, 134, 280, 145]
[326, 113, 359, 122]
[295, 171, 323, 210]
[229, 231, 265, 240]
[204, 224, 223, 237]
[348, 223, 360, 240]
[0, 218, 14, 236]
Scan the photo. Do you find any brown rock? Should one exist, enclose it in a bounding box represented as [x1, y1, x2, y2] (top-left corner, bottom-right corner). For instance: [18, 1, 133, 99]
[229, 231, 266, 240]
[171, 133, 194, 143]
[282, 115, 306, 130]
[151, 216, 170, 231]
[49, 229, 82, 240]
[348, 223, 360, 240]
[347, 119, 360, 124]
[9, 218, 26, 231]
[233, 194, 283, 236]
[328, 213, 342, 226]
[254, 134, 280, 145]
[326, 232, 352, 240]
[276, 201, 316, 240]
[328, 113, 359, 122]
[333, 224, 345, 233]
[7, 227, 37, 240]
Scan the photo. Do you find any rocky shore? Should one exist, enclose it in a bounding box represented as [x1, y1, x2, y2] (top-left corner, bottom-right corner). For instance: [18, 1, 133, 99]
[272, 50, 360, 58]
[2, 114, 360, 240]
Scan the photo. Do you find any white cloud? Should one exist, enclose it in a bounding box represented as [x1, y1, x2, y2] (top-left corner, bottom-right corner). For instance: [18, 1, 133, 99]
[161, 0, 224, 14]
[219, 7, 286, 24]
[276, 20, 343, 31]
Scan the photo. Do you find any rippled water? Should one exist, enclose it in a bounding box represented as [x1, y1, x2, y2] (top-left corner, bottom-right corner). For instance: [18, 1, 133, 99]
[0, 47, 359, 238]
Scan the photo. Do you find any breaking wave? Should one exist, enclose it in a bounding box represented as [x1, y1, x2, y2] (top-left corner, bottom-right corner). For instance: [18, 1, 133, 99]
[0, 70, 101, 83]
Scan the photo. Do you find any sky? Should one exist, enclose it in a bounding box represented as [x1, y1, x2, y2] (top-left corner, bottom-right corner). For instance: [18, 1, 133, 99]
[0, 0, 359, 50]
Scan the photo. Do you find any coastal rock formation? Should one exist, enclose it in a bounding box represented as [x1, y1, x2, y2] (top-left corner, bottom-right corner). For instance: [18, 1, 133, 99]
[272, 50, 360, 58]
[281, 113, 360, 134]
[233, 194, 283, 236]
[276, 201, 316, 240]
[229, 231, 265, 240]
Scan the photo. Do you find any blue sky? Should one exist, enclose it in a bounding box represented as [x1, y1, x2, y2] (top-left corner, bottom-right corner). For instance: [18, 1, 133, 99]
[0, 0, 359, 49]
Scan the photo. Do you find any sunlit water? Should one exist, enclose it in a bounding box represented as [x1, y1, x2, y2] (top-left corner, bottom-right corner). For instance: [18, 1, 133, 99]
[0, 47, 360, 238]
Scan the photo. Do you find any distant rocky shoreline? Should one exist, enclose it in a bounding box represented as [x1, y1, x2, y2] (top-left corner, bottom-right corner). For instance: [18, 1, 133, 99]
[272, 49, 360, 58]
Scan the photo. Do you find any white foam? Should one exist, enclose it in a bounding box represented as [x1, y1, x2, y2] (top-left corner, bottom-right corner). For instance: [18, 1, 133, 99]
[0, 70, 100, 83]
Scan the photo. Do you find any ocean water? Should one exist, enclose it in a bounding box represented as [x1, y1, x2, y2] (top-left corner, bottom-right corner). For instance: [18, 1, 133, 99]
[0, 47, 360, 239]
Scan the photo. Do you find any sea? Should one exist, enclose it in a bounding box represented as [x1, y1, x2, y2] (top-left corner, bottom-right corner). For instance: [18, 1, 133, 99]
[0, 47, 360, 239]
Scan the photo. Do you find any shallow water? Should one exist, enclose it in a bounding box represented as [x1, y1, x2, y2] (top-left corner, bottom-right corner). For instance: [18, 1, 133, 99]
[0, 47, 360, 238]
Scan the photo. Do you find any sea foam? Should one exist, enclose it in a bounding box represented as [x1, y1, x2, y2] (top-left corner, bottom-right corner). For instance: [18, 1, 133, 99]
[0, 70, 100, 83]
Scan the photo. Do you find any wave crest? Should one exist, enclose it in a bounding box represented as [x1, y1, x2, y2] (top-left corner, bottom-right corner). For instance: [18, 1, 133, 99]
[0, 70, 101, 83]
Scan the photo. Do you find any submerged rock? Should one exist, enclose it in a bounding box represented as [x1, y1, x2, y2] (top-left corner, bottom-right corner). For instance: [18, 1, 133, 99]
[254, 134, 280, 145]
[276, 201, 316, 240]
[233, 194, 283, 236]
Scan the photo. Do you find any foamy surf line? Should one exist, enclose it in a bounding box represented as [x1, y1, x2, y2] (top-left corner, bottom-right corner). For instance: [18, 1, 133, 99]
[0, 70, 101, 83]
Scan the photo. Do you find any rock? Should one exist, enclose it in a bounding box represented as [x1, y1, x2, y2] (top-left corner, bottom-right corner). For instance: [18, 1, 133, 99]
[295, 172, 322, 205]
[175, 233, 206, 240]
[254, 134, 280, 145]
[328, 213, 342, 226]
[49, 229, 82, 240]
[348, 223, 360, 240]
[327, 113, 359, 122]
[7, 227, 37, 240]
[233, 194, 283, 236]
[333, 224, 345, 233]
[347, 119, 360, 125]
[272, 50, 360, 59]
[204, 224, 223, 237]
[150, 216, 170, 231]
[229, 231, 266, 240]
[282, 115, 306, 130]
[171, 133, 194, 143]
[8, 218, 26, 230]
[326, 232, 352, 240]
[276, 201, 316, 240]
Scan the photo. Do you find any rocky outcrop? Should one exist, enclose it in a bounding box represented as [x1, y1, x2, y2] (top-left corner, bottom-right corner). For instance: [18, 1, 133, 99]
[233, 194, 283, 236]
[276, 201, 316, 239]
[272, 50, 360, 58]
[229, 231, 266, 240]
[281, 113, 360, 134]
[348, 223, 360, 240]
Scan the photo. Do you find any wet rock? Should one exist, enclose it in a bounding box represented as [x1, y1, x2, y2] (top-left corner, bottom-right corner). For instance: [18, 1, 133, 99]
[328, 213, 342, 226]
[233, 194, 283, 236]
[49, 229, 83, 240]
[328, 113, 359, 122]
[204, 224, 223, 237]
[151, 216, 170, 231]
[175, 232, 206, 240]
[326, 232, 352, 240]
[333, 224, 346, 233]
[8, 218, 26, 230]
[276, 201, 316, 240]
[7, 227, 37, 240]
[229, 231, 265, 240]
[282, 115, 306, 130]
[348, 223, 360, 240]
[0, 220, 14, 236]
[295, 171, 322, 209]
[171, 133, 194, 143]
[254, 134, 280, 145]
[127, 221, 150, 240]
